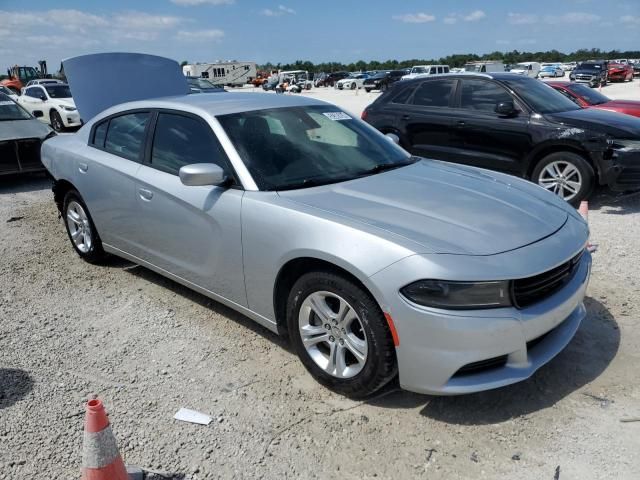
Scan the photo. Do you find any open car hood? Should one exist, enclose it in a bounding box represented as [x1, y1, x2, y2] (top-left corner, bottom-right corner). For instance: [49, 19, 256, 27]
[63, 53, 190, 122]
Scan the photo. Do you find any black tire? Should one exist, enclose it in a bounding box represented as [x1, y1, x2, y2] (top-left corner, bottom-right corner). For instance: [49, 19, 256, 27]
[287, 271, 397, 398]
[381, 83, 388, 92]
[531, 152, 594, 206]
[50, 110, 65, 132]
[350, 82, 356, 90]
[364, 88, 371, 93]
[62, 190, 106, 263]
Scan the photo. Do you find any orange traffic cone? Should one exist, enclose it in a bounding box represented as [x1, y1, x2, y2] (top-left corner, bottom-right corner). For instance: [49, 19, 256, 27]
[578, 201, 589, 221]
[81, 398, 128, 480]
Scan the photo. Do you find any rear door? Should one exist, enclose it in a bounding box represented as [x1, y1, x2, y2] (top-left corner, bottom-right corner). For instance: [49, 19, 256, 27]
[133, 111, 246, 305]
[447, 78, 532, 174]
[399, 78, 458, 160]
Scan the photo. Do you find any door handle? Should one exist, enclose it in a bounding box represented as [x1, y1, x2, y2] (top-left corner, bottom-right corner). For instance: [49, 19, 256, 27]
[138, 188, 153, 201]
[78, 162, 88, 173]
[456, 121, 466, 128]
[402, 115, 411, 120]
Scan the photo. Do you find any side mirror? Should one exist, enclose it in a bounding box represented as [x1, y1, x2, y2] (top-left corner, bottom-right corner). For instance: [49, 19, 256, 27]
[40, 96, 47, 102]
[385, 132, 400, 144]
[495, 101, 517, 116]
[179, 163, 227, 187]
[33, 111, 44, 118]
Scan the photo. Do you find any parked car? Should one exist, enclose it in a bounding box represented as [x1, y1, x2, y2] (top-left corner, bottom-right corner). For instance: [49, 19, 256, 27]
[336, 73, 369, 90]
[509, 62, 541, 78]
[316, 71, 349, 87]
[633, 62, 640, 78]
[402, 65, 449, 81]
[46, 52, 593, 398]
[313, 72, 328, 88]
[570, 61, 608, 87]
[548, 81, 640, 118]
[25, 79, 64, 87]
[607, 63, 634, 82]
[538, 65, 565, 78]
[463, 61, 504, 73]
[363, 71, 405, 92]
[561, 62, 577, 72]
[0, 92, 54, 175]
[362, 73, 640, 204]
[0, 85, 19, 102]
[18, 83, 80, 132]
[186, 76, 226, 93]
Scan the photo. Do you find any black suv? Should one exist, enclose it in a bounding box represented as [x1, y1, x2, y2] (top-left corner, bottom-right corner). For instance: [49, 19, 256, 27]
[362, 73, 640, 203]
[570, 61, 608, 88]
[316, 71, 349, 87]
[363, 70, 406, 93]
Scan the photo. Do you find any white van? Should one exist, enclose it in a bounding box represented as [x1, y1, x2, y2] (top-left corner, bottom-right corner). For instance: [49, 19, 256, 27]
[464, 61, 505, 73]
[402, 65, 450, 80]
[509, 62, 541, 78]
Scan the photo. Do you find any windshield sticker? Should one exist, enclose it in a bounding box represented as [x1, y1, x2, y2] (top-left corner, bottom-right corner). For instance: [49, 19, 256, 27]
[0, 101, 15, 106]
[323, 112, 352, 121]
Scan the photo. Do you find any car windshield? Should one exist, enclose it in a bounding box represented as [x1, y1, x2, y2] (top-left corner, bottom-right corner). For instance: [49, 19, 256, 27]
[218, 105, 413, 191]
[566, 83, 610, 105]
[411, 67, 427, 74]
[189, 78, 219, 89]
[0, 94, 32, 121]
[502, 77, 581, 114]
[45, 85, 72, 98]
[578, 64, 602, 71]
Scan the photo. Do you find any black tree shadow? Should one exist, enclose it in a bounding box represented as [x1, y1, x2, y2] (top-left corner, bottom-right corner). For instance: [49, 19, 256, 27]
[0, 368, 34, 410]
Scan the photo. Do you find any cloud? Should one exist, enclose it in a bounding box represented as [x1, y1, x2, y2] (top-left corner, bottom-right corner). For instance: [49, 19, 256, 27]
[619, 14, 640, 26]
[114, 12, 185, 29]
[544, 12, 600, 24]
[171, 0, 233, 5]
[463, 10, 486, 22]
[392, 13, 436, 24]
[507, 13, 539, 25]
[261, 5, 296, 16]
[443, 16, 457, 24]
[496, 39, 511, 45]
[176, 29, 225, 41]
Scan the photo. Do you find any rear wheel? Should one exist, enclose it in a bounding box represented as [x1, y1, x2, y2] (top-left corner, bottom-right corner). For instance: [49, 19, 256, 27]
[532, 152, 594, 205]
[287, 271, 397, 398]
[63, 190, 106, 263]
[381, 83, 388, 92]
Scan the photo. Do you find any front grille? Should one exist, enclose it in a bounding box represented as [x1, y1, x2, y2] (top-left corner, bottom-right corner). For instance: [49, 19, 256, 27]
[512, 251, 584, 308]
[616, 166, 640, 186]
[575, 74, 593, 80]
[0, 138, 43, 174]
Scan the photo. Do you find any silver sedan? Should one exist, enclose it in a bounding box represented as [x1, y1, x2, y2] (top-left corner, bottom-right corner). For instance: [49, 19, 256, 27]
[42, 54, 591, 397]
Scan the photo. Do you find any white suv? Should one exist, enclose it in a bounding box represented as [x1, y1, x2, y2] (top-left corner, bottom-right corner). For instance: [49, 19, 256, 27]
[402, 65, 450, 81]
[18, 83, 80, 131]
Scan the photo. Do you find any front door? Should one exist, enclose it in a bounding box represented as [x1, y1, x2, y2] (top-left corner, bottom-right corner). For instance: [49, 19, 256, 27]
[448, 78, 532, 174]
[134, 111, 246, 305]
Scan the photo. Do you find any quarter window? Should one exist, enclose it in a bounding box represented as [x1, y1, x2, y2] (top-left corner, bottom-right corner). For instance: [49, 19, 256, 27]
[460, 79, 514, 112]
[151, 113, 229, 176]
[93, 120, 108, 147]
[104, 112, 150, 161]
[411, 79, 456, 107]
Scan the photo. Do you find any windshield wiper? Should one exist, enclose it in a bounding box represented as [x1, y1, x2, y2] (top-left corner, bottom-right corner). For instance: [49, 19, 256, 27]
[359, 157, 419, 176]
[275, 177, 345, 191]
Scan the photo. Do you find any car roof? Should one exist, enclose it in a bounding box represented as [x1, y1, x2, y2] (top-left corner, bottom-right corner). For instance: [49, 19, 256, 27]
[96, 92, 328, 120]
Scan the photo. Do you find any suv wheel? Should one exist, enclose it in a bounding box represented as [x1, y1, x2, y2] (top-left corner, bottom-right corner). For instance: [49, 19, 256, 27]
[50, 111, 65, 132]
[287, 271, 397, 398]
[532, 152, 594, 205]
[63, 190, 106, 263]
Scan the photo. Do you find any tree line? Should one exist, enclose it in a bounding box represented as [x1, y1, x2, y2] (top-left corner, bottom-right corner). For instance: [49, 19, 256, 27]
[258, 48, 640, 73]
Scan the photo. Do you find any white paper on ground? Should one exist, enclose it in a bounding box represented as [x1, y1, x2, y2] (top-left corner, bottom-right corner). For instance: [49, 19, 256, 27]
[174, 408, 212, 425]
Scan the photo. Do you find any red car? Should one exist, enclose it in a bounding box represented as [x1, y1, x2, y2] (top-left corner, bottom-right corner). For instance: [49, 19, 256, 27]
[607, 62, 634, 82]
[547, 81, 640, 118]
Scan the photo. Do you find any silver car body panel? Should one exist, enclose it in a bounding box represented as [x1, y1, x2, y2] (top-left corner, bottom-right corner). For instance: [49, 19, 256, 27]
[0, 117, 52, 142]
[42, 58, 591, 394]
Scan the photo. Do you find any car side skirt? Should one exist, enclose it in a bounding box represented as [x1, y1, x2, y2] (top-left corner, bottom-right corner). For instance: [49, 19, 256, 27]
[102, 243, 279, 334]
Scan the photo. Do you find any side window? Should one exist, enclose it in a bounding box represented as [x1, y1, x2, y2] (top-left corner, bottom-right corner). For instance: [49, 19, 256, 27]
[201, 71, 209, 79]
[443, 66, 450, 73]
[390, 85, 416, 104]
[411, 79, 456, 108]
[460, 80, 514, 113]
[430, 67, 437, 74]
[151, 113, 229, 176]
[104, 112, 150, 161]
[92, 120, 108, 148]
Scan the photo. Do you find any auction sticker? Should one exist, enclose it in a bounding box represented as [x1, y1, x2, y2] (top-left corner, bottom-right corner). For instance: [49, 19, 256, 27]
[323, 112, 352, 121]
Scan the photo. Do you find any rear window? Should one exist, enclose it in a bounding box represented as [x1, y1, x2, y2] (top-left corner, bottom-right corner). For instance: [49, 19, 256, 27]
[103, 112, 150, 161]
[411, 79, 456, 107]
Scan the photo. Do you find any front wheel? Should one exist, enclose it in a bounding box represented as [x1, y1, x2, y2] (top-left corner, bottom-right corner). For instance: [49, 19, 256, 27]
[63, 190, 106, 263]
[350, 82, 356, 90]
[532, 152, 594, 205]
[287, 271, 397, 398]
[50, 110, 65, 132]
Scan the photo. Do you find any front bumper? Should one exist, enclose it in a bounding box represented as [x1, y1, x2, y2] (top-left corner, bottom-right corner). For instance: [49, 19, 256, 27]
[601, 145, 640, 191]
[369, 218, 591, 395]
[61, 110, 81, 127]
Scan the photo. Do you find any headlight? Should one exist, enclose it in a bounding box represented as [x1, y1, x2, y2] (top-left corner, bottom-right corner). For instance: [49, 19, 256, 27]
[609, 139, 640, 151]
[59, 105, 76, 112]
[400, 280, 512, 310]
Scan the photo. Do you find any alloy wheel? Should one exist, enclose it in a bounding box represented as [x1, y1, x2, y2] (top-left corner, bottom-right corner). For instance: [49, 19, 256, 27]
[298, 291, 368, 379]
[66, 201, 93, 253]
[51, 113, 63, 132]
[537, 160, 583, 201]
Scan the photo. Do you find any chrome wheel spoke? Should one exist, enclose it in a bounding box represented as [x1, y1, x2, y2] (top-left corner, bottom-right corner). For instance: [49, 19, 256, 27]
[344, 335, 367, 364]
[309, 293, 334, 324]
[300, 324, 329, 348]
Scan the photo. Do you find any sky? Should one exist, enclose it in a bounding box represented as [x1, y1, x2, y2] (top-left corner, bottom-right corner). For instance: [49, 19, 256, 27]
[0, 0, 639, 71]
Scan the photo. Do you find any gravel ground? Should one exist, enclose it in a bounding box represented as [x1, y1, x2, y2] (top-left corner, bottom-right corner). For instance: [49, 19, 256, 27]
[2, 82, 640, 480]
